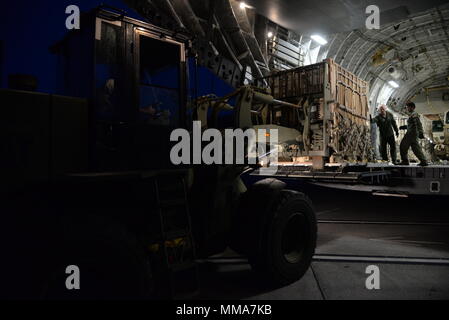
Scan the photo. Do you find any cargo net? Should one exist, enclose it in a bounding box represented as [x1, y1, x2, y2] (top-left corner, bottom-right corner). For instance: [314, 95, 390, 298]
[330, 110, 375, 163]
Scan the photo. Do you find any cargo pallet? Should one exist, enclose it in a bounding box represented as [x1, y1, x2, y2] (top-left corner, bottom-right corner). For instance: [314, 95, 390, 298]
[251, 163, 449, 196]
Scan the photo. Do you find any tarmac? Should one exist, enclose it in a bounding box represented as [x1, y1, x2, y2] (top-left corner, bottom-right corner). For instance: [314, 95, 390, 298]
[197, 186, 449, 300]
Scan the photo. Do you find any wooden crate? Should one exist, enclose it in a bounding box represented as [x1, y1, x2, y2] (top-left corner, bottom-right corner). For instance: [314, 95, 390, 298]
[269, 62, 325, 99]
[262, 59, 372, 165]
[329, 59, 369, 126]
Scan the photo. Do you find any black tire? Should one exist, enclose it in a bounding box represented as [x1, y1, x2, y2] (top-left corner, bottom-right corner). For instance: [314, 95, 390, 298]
[249, 190, 317, 287]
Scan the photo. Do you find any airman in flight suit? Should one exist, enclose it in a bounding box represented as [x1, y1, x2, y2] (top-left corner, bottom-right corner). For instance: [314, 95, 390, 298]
[399, 102, 428, 166]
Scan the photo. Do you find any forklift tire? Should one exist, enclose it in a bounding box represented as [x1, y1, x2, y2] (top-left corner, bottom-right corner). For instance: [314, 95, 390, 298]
[246, 190, 317, 287]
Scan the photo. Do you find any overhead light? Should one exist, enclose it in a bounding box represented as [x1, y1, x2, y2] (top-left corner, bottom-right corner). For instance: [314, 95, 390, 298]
[267, 31, 274, 38]
[388, 80, 400, 88]
[311, 35, 328, 45]
[239, 2, 247, 9]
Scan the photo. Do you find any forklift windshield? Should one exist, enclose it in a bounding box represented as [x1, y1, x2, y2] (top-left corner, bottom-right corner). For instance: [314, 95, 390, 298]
[138, 33, 183, 127]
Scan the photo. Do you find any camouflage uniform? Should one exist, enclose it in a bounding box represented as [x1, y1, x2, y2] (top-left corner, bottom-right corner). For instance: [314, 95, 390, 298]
[400, 111, 427, 163]
[372, 112, 398, 162]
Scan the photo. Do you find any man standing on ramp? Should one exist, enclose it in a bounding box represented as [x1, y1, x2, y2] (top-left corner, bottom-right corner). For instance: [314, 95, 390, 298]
[371, 105, 399, 163]
[399, 102, 428, 167]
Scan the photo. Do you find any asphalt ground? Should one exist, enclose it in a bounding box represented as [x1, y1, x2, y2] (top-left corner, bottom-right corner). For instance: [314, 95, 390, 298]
[197, 185, 449, 300]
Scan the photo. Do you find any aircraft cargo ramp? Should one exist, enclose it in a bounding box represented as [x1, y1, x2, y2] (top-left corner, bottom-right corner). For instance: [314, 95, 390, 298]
[251, 163, 449, 196]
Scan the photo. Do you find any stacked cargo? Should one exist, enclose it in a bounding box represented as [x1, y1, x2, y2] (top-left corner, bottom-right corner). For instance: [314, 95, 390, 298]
[258, 58, 373, 168]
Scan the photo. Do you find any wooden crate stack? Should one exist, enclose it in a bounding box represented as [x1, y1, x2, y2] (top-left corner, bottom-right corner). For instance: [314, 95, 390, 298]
[264, 58, 372, 165]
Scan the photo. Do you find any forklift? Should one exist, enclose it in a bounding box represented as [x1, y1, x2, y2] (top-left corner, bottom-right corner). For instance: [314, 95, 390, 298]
[0, 8, 317, 299]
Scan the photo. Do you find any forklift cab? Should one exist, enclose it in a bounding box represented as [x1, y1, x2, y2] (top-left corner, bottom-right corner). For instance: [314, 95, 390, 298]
[53, 8, 190, 172]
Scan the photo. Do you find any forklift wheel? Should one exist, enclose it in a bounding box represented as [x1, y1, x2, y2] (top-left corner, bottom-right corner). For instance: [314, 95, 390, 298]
[246, 190, 317, 287]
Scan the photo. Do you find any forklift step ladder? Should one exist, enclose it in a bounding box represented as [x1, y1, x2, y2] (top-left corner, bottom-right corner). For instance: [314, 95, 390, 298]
[149, 173, 199, 299]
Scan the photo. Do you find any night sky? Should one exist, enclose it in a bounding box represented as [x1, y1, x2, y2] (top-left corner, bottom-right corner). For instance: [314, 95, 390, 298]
[1, 1, 140, 93]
